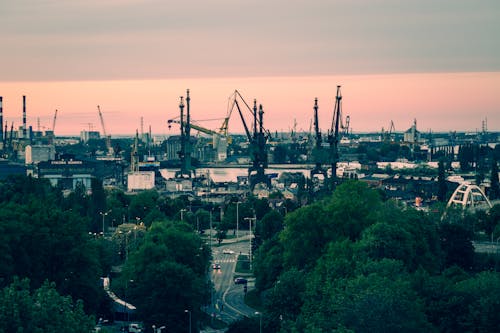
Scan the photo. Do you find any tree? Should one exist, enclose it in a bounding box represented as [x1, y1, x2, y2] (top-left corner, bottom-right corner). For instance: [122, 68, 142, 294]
[255, 210, 283, 242]
[264, 268, 306, 331]
[300, 263, 432, 333]
[121, 221, 210, 331]
[490, 157, 499, 200]
[439, 222, 474, 270]
[438, 159, 448, 202]
[326, 180, 382, 241]
[253, 237, 284, 291]
[0, 278, 94, 333]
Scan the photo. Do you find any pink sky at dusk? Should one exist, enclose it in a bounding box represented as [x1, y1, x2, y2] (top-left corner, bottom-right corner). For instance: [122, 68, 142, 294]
[0, 72, 498, 137]
[1, 1, 499, 137]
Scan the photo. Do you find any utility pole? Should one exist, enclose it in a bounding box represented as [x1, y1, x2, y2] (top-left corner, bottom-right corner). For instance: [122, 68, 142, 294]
[236, 201, 241, 242]
[245, 216, 256, 270]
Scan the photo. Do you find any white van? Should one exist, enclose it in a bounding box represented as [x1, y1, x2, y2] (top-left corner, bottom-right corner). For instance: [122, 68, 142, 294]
[128, 323, 143, 332]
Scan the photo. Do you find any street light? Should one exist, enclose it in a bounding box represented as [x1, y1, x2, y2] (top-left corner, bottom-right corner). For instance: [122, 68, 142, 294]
[184, 309, 191, 333]
[99, 211, 109, 235]
[244, 216, 256, 270]
[255, 311, 262, 333]
[236, 201, 242, 242]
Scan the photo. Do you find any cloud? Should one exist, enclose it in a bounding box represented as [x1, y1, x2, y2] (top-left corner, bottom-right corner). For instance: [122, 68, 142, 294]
[1, 0, 499, 81]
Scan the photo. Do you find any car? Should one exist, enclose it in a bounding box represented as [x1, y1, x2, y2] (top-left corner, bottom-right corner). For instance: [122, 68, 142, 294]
[223, 249, 235, 254]
[234, 277, 248, 284]
[128, 323, 143, 333]
[212, 262, 221, 269]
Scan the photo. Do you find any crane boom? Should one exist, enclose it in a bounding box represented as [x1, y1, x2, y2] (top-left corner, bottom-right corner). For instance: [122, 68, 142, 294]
[97, 105, 112, 156]
[168, 119, 218, 137]
[52, 109, 58, 132]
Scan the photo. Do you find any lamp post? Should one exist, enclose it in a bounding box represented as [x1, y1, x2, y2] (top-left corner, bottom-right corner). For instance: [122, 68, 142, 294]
[255, 311, 262, 333]
[209, 209, 213, 250]
[99, 211, 109, 235]
[244, 216, 256, 270]
[236, 201, 241, 242]
[184, 309, 191, 333]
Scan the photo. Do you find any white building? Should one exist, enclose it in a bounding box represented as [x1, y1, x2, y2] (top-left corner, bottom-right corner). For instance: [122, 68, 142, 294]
[127, 171, 155, 191]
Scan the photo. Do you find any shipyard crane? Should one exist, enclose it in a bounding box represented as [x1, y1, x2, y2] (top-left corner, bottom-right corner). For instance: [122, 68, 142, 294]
[52, 109, 58, 132]
[131, 130, 139, 172]
[310, 98, 328, 181]
[227, 90, 270, 189]
[327, 86, 343, 187]
[97, 105, 113, 156]
[382, 120, 396, 142]
[170, 89, 194, 178]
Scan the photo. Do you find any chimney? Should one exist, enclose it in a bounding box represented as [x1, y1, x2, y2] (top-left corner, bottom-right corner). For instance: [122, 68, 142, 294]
[0, 96, 3, 143]
[23, 95, 27, 138]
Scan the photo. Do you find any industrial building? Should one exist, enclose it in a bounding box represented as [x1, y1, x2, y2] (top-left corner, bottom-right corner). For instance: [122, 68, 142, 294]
[25, 145, 56, 165]
[37, 158, 96, 191]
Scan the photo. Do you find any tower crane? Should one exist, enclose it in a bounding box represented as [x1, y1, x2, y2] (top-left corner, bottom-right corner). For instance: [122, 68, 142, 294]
[97, 105, 113, 156]
[227, 90, 270, 189]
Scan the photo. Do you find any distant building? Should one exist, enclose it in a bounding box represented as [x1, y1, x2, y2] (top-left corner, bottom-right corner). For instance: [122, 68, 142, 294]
[37, 158, 96, 190]
[0, 160, 27, 179]
[404, 119, 421, 144]
[127, 171, 155, 191]
[80, 130, 100, 143]
[25, 144, 56, 165]
[164, 135, 198, 161]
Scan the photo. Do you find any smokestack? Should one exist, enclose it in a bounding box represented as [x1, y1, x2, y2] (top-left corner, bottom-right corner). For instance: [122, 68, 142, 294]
[0, 96, 3, 143]
[23, 95, 27, 138]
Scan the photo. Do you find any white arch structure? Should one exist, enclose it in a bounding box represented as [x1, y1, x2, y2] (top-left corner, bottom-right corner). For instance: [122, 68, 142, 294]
[446, 183, 492, 210]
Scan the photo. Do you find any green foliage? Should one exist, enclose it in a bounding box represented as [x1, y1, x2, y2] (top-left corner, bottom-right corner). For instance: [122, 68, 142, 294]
[326, 180, 381, 241]
[490, 157, 499, 200]
[0, 176, 103, 314]
[120, 220, 210, 331]
[438, 159, 447, 202]
[264, 268, 305, 327]
[439, 222, 474, 270]
[253, 237, 283, 291]
[256, 210, 284, 242]
[0, 278, 94, 333]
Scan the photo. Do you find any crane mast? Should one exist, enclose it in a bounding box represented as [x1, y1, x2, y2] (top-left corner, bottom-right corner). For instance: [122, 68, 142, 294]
[175, 89, 193, 178]
[310, 98, 328, 181]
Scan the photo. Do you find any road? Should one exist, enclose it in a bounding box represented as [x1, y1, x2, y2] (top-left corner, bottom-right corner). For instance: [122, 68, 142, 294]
[207, 235, 257, 324]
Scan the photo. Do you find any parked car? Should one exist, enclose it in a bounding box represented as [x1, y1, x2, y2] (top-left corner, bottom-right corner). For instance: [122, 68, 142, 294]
[234, 277, 247, 284]
[223, 249, 235, 254]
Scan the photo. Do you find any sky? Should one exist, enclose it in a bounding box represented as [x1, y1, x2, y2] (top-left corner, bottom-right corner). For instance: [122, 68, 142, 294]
[0, 0, 499, 136]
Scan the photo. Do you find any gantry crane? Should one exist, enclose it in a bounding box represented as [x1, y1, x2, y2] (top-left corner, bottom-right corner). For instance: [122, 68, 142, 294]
[327, 86, 343, 188]
[310, 98, 328, 181]
[381, 120, 396, 142]
[97, 105, 113, 156]
[227, 90, 270, 189]
[172, 89, 194, 178]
